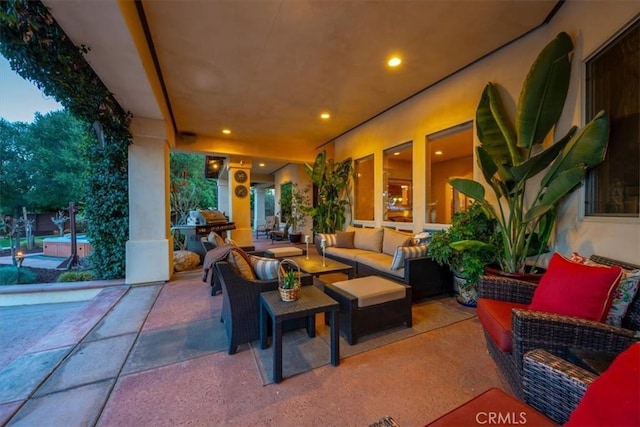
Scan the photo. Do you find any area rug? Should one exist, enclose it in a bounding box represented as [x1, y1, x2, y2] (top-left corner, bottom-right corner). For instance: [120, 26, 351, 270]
[250, 297, 476, 385]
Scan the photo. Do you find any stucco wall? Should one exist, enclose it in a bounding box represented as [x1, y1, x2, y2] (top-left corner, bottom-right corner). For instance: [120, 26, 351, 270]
[334, 1, 640, 264]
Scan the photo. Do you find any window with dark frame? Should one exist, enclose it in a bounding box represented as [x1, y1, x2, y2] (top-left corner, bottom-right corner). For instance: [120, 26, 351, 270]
[585, 20, 640, 217]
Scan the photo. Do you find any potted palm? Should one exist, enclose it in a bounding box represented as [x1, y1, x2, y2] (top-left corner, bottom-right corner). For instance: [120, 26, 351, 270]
[428, 203, 501, 306]
[449, 32, 610, 278]
[279, 183, 311, 243]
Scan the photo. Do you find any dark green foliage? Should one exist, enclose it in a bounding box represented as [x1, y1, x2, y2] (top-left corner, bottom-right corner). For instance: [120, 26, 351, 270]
[57, 270, 96, 282]
[0, 266, 37, 284]
[428, 203, 501, 285]
[304, 150, 355, 233]
[0, 112, 91, 214]
[1, 0, 132, 279]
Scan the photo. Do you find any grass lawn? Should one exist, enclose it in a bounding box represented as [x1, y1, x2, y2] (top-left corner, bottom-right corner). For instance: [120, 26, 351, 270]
[0, 236, 48, 249]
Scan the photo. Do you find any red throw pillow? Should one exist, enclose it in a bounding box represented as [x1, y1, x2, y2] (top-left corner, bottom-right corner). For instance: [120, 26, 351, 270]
[566, 343, 640, 426]
[528, 253, 622, 322]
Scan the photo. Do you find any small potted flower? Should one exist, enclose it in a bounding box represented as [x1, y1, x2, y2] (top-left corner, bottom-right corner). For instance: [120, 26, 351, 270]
[278, 259, 301, 301]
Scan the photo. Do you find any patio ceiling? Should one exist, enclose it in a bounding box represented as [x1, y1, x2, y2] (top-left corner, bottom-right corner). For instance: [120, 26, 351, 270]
[46, 0, 561, 174]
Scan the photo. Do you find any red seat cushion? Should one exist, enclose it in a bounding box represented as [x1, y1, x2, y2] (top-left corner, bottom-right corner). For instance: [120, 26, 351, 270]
[426, 388, 556, 426]
[529, 253, 623, 322]
[477, 298, 529, 352]
[566, 343, 640, 426]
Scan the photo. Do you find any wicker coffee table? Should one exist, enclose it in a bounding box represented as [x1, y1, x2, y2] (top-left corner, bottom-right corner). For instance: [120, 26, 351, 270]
[259, 286, 340, 383]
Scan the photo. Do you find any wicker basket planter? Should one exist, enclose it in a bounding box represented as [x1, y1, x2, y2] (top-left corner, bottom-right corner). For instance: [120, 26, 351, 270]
[278, 258, 301, 302]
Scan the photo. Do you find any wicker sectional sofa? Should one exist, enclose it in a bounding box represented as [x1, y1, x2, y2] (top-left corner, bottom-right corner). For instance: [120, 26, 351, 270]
[314, 226, 451, 301]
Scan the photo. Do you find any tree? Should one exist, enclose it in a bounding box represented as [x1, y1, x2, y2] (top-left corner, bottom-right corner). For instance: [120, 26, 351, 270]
[0, 118, 30, 214]
[0, 111, 90, 214]
[170, 153, 218, 224]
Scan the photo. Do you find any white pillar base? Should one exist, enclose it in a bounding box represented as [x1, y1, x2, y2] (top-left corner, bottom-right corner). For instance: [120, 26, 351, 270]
[126, 240, 171, 284]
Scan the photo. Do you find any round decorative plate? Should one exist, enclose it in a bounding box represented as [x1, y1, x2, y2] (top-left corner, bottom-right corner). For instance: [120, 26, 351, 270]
[234, 184, 248, 198]
[234, 169, 248, 183]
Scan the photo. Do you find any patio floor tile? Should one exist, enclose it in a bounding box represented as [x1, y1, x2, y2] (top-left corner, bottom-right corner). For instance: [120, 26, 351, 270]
[122, 317, 226, 375]
[84, 285, 161, 341]
[8, 379, 114, 427]
[35, 333, 137, 397]
[0, 347, 72, 404]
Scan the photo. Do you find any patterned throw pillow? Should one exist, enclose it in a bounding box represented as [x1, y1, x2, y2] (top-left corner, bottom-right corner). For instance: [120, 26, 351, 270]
[226, 248, 256, 280]
[606, 269, 640, 326]
[391, 244, 429, 270]
[208, 231, 226, 248]
[571, 252, 640, 326]
[317, 233, 337, 247]
[249, 255, 281, 281]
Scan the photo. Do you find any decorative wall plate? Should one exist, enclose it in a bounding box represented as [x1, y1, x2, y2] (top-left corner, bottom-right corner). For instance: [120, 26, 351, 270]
[234, 169, 248, 183]
[234, 184, 248, 198]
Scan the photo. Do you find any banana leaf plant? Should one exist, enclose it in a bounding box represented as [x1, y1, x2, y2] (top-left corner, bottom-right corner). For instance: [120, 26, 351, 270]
[449, 32, 610, 274]
[304, 150, 355, 233]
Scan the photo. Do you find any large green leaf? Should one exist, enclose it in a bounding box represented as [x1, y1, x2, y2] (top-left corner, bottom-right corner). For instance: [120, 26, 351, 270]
[525, 167, 585, 222]
[449, 178, 485, 201]
[541, 111, 609, 187]
[510, 126, 575, 182]
[306, 150, 326, 186]
[517, 32, 573, 148]
[476, 84, 520, 171]
[540, 166, 586, 206]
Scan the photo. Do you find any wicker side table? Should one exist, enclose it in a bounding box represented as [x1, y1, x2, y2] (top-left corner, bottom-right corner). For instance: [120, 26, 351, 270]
[259, 286, 340, 383]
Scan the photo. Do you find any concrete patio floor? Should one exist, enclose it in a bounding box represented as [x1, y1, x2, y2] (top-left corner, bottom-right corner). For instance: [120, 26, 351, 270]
[0, 238, 509, 426]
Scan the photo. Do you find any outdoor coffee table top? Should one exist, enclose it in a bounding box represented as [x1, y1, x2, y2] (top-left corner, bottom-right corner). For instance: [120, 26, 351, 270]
[260, 285, 339, 321]
[287, 255, 353, 277]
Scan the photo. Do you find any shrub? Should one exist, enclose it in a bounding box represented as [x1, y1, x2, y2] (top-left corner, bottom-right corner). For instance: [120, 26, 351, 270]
[57, 271, 97, 282]
[0, 267, 37, 285]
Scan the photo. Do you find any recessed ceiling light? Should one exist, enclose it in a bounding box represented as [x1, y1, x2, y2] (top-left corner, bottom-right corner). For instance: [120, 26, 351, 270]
[393, 152, 400, 156]
[320, 112, 331, 120]
[222, 129, 231, 134]
[435, 150, 443, 155]
[387, 56, 402, 67]
[259, 163, 265, 167]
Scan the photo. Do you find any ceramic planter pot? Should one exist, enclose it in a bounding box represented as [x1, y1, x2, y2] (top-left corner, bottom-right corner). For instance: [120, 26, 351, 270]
[453, 271, 478, 307]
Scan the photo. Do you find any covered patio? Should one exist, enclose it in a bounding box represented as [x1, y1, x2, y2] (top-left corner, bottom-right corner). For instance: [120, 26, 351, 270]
[0, 238, 505, 426]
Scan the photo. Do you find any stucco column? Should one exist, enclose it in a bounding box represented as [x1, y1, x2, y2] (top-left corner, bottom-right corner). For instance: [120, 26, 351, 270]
[253, 187, 266, 231]
[126, 118, 172, 284]
[217, 179, 229, 217]
[228, 163, 253, 247]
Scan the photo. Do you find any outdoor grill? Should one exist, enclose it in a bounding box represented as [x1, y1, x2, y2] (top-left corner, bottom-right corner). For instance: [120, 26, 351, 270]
[174, 210, 236, 258]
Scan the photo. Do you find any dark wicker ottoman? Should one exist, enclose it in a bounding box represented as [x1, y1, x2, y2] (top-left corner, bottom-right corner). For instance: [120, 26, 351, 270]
[324, 276, 412, 345]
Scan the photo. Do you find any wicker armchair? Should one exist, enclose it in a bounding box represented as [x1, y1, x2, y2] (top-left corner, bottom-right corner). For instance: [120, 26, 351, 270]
[214, 261, 312, 354]
[523, 349, 597, 424]
[478, 255, 640, 398]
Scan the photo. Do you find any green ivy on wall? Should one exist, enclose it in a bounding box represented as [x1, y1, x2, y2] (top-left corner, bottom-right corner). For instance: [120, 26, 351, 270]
[0, 0, 131, 279]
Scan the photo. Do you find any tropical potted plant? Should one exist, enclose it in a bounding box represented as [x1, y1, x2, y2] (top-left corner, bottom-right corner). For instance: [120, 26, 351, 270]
[428, 202, 501, 306]
[304, 150, 355, 233]
[279, 182, 311, 243]
[449, 32, 610, 278]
